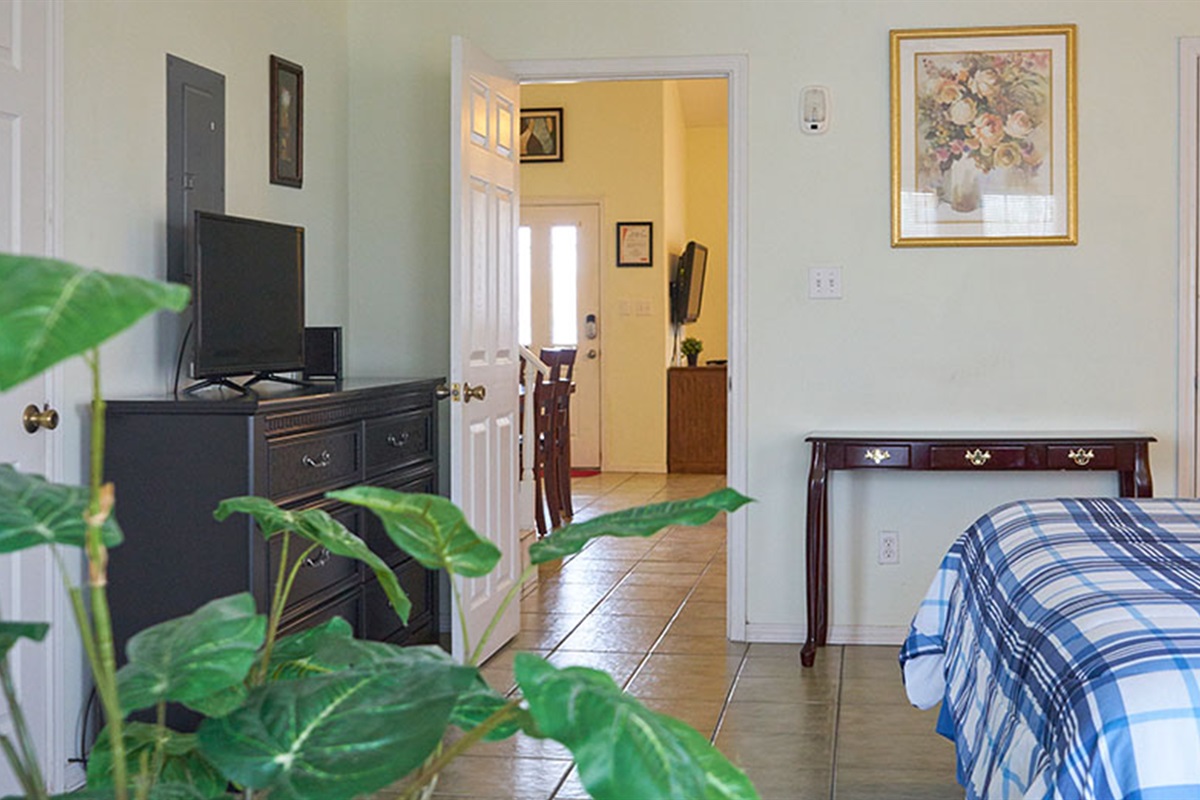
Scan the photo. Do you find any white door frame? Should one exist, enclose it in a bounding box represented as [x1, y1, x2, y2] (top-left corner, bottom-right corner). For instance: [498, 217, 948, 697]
[1178, 37, 1200, 498]
[509, 54, 750, 641]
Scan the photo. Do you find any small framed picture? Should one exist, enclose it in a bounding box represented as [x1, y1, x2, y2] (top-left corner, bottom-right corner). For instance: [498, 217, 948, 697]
[270, 55, 303, 188]
[616, 222, 653, 267]
[520, 107, 563, 163]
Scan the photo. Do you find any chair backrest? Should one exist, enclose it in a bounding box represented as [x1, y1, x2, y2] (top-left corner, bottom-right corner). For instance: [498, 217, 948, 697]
[539, 346, 577, 384]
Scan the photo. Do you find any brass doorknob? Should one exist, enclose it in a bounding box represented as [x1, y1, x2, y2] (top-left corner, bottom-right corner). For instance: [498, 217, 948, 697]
[23, 404, 59, 434]
[434, 383, 453, 400]
[462, 382, 487, 403]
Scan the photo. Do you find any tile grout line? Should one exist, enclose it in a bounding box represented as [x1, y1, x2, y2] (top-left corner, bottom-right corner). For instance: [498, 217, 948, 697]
[829, 645, 846, 800]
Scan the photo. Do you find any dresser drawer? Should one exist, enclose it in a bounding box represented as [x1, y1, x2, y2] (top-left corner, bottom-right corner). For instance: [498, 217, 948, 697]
[365, 409, 434, 476]
[843, 444, 910, 468]
[931, 445, 1026, 469]
[1047, 445, 1116, 470]
[269, 425, 361, 500]
[280, 586, 362, 638]
[272, 505, 361, 616]
[364, 558, 435, 644]
[364, 465, 437, 567]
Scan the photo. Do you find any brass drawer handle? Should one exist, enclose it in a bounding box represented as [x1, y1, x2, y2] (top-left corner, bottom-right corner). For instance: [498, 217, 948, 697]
[302, 450, 332, 469]
[964, 449, 992, 467]
[863, 448, 891, 465]
[386, 432, 411, 449]
[1068, 448, 1095, 467]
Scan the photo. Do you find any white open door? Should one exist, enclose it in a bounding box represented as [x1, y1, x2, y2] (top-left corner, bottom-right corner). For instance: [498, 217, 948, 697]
[449, 36, 521, 665]
[0, 0, 73, 792]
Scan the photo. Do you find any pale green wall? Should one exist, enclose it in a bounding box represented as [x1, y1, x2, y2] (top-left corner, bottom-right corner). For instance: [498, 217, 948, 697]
[346, 0, 1198, 639]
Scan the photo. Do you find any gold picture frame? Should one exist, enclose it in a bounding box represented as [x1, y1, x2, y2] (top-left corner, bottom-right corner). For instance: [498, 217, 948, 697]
[890, 24, 1077, 247]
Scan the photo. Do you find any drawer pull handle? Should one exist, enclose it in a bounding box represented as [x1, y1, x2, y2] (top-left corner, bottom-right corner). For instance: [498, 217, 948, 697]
[863, 448, 891, 465]
[302, 450, 332, 469]
[386, 432, 411, 448]
[964, 449, 992, 467]
[303, 548, 331, 568]
[1068, 448, 1095, 467]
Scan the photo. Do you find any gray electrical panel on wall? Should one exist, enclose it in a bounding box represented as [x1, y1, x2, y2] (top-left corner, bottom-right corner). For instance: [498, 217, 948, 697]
[167, 54, 225, 285]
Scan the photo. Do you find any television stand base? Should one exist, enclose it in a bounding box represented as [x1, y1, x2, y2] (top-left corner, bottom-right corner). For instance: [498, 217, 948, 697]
[182, 373, 315, 396]
[243, 372, 316, 389]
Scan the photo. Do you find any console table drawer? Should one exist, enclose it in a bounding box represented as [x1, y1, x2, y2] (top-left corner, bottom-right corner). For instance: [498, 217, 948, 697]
[930, 445, 1026, 469]
[365, 409, 434, 475]
[1047, 445, 1116, 469]
[844, 445, 910, 468]
[269, 425, 361, 499]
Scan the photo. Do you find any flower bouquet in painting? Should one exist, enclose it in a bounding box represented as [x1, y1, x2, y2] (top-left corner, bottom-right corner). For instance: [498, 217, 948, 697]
[916, 49, 1051, 214]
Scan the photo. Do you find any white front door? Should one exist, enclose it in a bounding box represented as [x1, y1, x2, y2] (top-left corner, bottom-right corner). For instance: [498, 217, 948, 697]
[0, 0, 71, 792]
[449, 36, 521, 665]
[519, 203, 602, 469]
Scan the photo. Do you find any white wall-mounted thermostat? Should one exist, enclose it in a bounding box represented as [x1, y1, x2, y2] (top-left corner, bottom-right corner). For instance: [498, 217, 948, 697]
[800, 85, 830, 134]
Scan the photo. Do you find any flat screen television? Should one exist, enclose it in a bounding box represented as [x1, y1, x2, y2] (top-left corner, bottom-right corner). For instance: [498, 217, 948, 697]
[190, 211, 305, 389]
[670, 241, 708, 325]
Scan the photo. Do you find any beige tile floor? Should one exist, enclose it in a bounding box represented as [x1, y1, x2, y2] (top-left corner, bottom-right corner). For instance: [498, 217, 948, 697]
[382, 472, 962, 800]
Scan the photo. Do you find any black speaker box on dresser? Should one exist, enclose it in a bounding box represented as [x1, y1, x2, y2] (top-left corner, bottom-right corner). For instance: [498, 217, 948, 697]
[304, 326, 342, 380]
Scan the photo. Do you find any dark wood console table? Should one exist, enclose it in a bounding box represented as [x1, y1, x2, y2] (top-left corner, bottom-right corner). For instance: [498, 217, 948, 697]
[801, 431, 1156, 667]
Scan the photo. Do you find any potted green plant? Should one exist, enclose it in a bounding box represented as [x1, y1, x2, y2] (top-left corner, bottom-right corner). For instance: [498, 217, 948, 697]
[0, 253, 757, 800]
[681, 336, 704, 366]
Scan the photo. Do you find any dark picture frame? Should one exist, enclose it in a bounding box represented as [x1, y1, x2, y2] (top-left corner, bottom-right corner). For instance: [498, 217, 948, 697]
[520, 107, 563, 163]
[270, 55, 303, 188]
[616, 222, 653, 267]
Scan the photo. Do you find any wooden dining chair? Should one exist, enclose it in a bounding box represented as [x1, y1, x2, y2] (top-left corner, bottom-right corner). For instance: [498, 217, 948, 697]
[540, 346, 577, 524]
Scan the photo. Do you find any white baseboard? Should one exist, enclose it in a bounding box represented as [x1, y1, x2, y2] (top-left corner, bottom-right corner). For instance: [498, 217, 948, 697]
[828, 624, 907, 646]
[741, 623, 906, 646]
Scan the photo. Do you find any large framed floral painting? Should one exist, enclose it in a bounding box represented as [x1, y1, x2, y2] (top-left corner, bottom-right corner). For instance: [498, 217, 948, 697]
[891, 25, 1076, 246]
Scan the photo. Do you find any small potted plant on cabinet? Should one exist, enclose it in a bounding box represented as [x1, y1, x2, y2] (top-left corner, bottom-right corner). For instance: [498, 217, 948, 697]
[681, 336, 703, 366]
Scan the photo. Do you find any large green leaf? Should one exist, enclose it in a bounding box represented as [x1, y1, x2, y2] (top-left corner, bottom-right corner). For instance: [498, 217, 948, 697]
[514, 653, 759, 800]
[449, 676, 532, 742]
[214, 497, 412, 624]
[0, 254, 189, 391]
[530, 487, 752, 564]
[116, 593, 265, 715]
[0, 464, 123, 553]
[86, 722, 226, 798]
[267, 616, 459, 681]
[196, 660, 477, 800]
[0, 621, 49, 659]
[327, 487, 500, 577]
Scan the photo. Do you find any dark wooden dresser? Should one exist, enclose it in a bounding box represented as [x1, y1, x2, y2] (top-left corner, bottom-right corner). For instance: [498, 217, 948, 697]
[104, 378, 444, 667]
[667, 365, 727, 473]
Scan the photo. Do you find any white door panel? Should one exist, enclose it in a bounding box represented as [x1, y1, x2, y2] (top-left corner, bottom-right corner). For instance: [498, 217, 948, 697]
[450, 36, 521, 665]
[0, 0, 70, 793]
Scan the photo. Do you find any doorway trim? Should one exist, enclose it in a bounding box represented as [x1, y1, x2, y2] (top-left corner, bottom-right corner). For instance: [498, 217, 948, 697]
[509, 54, 750, 640]
[1179, 37, 1199, 497]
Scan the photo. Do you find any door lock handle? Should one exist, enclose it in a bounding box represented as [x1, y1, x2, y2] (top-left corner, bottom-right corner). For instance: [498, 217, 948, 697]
[463, 382, 487, 403]
[23, 404, 59, 434]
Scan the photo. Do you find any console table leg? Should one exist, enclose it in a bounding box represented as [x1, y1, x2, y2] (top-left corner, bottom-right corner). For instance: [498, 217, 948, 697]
[802, 442, 828, 668]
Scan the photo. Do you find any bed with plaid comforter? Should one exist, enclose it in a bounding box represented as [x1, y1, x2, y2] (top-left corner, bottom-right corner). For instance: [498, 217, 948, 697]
[900, 498, 1200, 800]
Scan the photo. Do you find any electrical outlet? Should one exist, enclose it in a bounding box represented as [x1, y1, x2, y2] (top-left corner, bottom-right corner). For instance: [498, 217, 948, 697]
[878, 531, 899, 565]
[808, 267, 842, 299]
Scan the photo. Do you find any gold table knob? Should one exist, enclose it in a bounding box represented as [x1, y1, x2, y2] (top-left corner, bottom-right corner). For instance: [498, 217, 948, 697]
[964, 448, 992, 467]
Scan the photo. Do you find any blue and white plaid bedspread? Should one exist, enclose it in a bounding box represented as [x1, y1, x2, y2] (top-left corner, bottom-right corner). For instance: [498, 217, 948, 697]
[900, 498, 1200, 800]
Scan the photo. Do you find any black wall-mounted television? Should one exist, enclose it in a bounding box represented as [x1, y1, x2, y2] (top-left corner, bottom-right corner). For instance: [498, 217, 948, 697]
[190, 211, 305, 385]
[670, 241, 708, 325]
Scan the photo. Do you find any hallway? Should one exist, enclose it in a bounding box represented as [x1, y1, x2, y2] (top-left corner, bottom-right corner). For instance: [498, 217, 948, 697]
[391, 472, 960, 799]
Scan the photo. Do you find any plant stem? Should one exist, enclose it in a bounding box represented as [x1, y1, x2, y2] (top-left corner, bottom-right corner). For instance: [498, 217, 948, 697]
[0, 660, 47, 800]
[397, 700, 523, 800]
[253, 532, 295, 686]
[449, 578, 472, 665]
[83, 349, 128, 800]
[468, 563, 536, 666]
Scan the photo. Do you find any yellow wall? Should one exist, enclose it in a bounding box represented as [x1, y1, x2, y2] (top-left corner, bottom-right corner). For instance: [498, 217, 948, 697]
[520, 81, 669, 472]
[682, 125, 729, 362]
